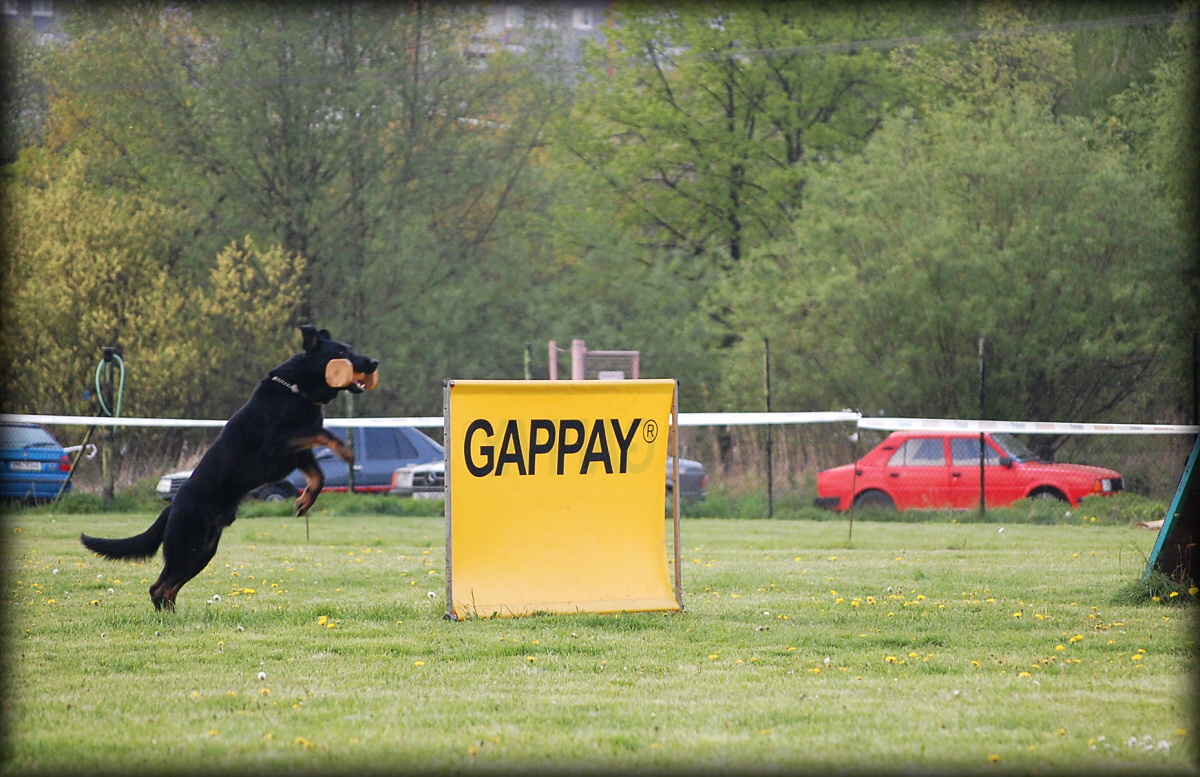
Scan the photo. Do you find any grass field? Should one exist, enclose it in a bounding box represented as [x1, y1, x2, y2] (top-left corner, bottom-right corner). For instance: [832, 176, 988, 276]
[2, 501, 1197, 775]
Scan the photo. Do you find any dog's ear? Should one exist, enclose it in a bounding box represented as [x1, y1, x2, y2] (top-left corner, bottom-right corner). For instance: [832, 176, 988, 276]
[318, 328, 332, 340]
[300, 325, 321, 352]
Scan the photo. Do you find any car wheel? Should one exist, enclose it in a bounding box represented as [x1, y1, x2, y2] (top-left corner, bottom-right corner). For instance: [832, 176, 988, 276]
[1030, 488, 1067, 502]
[853, 490, 896, 511]
[254, 483, 296, 503]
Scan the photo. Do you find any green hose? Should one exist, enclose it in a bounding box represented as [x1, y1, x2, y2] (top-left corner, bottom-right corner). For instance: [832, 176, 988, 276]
[94, 353, 125, 418]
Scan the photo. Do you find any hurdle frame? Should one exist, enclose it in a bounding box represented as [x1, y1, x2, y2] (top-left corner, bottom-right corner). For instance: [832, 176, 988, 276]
[441, 378, 683, 619]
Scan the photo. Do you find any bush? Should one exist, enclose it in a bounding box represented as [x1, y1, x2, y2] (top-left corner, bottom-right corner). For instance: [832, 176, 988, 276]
[681, 489, 1167, 526]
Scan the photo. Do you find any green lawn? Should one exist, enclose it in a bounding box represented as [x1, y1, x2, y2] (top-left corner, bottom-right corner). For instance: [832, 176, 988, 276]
[2, 508, 1196, 774]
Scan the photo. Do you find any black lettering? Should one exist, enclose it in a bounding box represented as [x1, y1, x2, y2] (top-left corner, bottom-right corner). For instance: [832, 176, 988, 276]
[610, 418, 640, 474]
[464, 419, 494, 477]
[528, 419, 555, 475]
[581, 419, 613, 474]
[495, 420, 527, 476]
[557, 419, 585, 475]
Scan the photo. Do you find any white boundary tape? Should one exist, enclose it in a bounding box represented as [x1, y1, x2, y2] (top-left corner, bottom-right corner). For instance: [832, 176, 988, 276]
[3, 411, 1197, 434]
[678, 411, 860, 427]
[857, 417, 1199, 435]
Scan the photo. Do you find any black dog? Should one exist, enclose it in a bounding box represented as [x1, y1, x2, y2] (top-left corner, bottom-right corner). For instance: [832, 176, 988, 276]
[80, 325, 379, 611]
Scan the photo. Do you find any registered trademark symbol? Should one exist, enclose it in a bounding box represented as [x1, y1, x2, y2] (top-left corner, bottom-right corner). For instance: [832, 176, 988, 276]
[643, 420, 658, 443]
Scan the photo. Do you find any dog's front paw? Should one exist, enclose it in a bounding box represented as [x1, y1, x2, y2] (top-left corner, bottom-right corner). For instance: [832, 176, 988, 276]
[294, 493, 315, 516]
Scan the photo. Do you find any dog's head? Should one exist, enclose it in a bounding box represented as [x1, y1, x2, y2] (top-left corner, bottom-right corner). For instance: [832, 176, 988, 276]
[273, 325, 379, 404]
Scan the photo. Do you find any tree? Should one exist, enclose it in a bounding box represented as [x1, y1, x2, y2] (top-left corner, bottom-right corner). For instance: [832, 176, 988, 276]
[0, 150, 305, 418]
[718, 97, 1191, 448]
[36, 1, 567, 415]
[564, 1, 914, 271]
[889, 2, 1078, 118]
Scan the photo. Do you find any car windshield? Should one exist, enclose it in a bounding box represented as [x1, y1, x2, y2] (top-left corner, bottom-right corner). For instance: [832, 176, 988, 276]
[992, 433, 1039, 462]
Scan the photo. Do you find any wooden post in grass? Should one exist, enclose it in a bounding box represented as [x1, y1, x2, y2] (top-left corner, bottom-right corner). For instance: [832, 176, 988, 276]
[978, 335, 986, 518]
[764, 338, 773, 519]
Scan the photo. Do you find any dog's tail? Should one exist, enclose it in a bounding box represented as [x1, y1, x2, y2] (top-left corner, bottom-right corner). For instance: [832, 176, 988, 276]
[80, 505, 170, 561]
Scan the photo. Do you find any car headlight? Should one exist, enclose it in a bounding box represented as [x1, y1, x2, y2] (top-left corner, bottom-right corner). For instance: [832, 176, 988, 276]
[156, 476, 172, 493]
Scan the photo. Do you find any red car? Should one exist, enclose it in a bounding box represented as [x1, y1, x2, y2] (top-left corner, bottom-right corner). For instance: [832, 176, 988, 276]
[814, 431, 1124, 511]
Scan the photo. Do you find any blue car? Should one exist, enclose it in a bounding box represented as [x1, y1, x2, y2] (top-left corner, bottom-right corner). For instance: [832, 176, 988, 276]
[1, 422, 72, 502]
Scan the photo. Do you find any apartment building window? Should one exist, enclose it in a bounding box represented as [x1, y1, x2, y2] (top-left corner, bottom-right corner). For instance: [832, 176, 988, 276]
[572, 6, 593, 30]
[31, 0, 53, 16]
[3, 0, 20, 15]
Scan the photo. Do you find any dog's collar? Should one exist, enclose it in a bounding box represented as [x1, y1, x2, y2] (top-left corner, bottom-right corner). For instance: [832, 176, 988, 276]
[269, 374, 322, 405]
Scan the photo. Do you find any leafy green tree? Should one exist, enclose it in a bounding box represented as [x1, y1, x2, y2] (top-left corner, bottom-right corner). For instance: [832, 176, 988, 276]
[35, 2, 567, 416]
[564, 1, 914, 270]
[889, 2, 1078, 117]
[718, 97, 1190, 447]
[0, 150, 304, 418]
[1109, 6, 1198, 215]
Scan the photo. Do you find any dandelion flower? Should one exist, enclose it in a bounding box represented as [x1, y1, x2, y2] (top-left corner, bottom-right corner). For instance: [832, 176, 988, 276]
[258, 671, 267, 681]
[987, 754, 1001, 763]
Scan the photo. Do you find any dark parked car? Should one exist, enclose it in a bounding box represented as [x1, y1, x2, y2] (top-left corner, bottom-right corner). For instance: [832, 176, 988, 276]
[156, 426, 444, 501]
[1, 422, 72, 502]
[815, 430, 1123, 511]
[389, 455, 708, 501]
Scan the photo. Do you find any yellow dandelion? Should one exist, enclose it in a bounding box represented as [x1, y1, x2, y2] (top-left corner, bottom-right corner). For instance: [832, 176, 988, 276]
[971, 660, 981, 667]
[1189, 587, 1198, 596]
[414, 660, 426, 666]
[1018, 671, 1031, 678]
[1055, 645, 1065, 651]
[987, 754, 1001, 763]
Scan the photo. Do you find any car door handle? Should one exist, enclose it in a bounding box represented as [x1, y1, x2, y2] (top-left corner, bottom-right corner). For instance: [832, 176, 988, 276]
[889, 472, 900, 478]
[951, 472, 963, 477]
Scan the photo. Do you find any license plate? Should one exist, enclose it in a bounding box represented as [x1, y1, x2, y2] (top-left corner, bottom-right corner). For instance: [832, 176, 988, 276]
[10, 461, 42, 472]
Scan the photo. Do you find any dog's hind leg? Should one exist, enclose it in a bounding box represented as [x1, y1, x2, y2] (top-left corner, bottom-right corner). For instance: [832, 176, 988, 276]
[149, 513, 226, 611]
